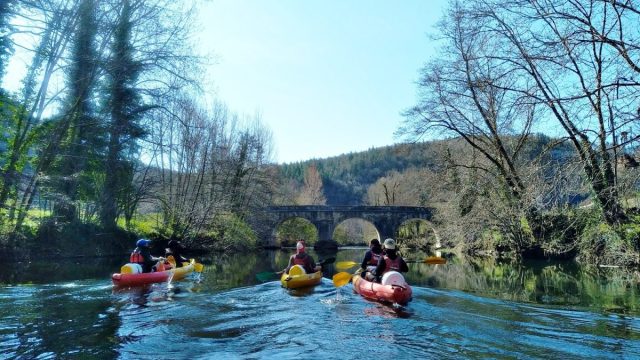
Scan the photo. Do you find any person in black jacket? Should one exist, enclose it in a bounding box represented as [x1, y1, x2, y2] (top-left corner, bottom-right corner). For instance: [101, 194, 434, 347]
[374, 238, 409, 282]
[360, 238, 382, 281]
[165, 240, 189, 268]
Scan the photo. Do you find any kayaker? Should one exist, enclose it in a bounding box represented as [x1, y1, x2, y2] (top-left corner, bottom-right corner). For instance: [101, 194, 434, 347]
[284, 240, 321, 274]
[360, 238, 382, 281]
[374, 238, 408, 282]
[130, 239, 165, 273]
[165, 239, 189, 268]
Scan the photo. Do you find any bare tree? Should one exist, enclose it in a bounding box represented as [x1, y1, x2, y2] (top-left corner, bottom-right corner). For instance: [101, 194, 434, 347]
[399, 1, 542, 250]
[296, 163, 326, 205]
[479, 0, 639, 224]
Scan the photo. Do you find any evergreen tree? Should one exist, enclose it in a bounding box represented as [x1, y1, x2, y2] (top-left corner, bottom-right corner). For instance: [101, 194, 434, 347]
[50, 0, 99, 222]
[101, 0, 144, 229]
[0, 0, 14, 83]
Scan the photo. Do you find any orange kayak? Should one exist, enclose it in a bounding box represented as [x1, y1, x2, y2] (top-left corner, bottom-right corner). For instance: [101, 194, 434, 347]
[112, 261, 195, 287]
[352, 271, 412, 305]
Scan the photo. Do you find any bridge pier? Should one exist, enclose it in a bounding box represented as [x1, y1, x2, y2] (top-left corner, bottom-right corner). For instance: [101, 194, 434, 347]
[312, 219, 338, 250]
[373, 220, 397, 242]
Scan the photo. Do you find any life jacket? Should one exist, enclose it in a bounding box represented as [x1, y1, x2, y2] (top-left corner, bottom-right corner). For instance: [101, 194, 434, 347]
[293, 254, 312, 272]
[130, 249, 144, 264]
[368, 251, 381, 266]
[293, 254, 307, 266]
[383, 255, 402, 275]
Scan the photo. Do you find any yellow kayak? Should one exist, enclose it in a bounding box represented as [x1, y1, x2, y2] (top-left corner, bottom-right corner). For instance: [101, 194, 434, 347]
[280, 265, 322, 289]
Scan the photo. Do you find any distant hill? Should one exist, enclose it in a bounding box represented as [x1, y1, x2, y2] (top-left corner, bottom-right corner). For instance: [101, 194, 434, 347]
[278, 135, 579, 206]
[279, 142, 442, 205]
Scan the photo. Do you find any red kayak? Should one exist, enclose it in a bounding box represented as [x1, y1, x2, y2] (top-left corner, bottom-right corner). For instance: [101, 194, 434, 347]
[352, 271, 412, 305]
[112, 261, 196, 287]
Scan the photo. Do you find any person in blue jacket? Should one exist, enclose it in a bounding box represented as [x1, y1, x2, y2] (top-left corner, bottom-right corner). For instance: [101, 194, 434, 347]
[130, 239, 164, 273]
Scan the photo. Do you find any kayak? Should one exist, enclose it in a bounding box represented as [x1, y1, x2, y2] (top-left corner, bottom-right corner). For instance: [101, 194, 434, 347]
[280, 265, 322, 289]
[112, 260, 196, 287]
[352, 271, 412, 305]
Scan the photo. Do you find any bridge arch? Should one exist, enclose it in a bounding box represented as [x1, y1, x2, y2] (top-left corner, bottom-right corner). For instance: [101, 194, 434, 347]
[273, 217, 319, 247]
[332, 218, 380, 246]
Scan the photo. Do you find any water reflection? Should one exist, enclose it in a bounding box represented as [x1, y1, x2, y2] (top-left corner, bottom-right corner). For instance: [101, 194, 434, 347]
[1, 248, 639, 315]
[1, 248, 640, 358]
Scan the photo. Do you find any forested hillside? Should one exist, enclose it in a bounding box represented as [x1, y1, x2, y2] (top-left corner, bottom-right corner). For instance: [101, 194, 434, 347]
[280, 142, 438, 204]
[279, 135, 579, 207]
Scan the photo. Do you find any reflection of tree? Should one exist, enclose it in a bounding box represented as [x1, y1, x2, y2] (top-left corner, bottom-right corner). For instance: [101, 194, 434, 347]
[407, 254, 640, 313]
[4, 284, 120, 358]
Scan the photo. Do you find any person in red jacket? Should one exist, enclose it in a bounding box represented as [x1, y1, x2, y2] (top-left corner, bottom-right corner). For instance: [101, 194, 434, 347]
[284, 240, 321, 274]
[374, 238, 408, 282]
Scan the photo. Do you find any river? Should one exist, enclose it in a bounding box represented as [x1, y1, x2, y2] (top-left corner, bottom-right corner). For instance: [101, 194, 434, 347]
[1, 248, 639, 359]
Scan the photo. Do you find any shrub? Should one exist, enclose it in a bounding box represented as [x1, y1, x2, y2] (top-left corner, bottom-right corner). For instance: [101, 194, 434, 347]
[578, 222, 638, 266]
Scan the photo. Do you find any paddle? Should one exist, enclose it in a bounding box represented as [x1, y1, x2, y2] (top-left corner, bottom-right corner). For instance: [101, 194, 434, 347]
[332, 271, 353, 287]
[408, 256, 447, 265]
[336, 256, 446, 271]
[171, 257, 205, 273]
[255, 257, 335, 282]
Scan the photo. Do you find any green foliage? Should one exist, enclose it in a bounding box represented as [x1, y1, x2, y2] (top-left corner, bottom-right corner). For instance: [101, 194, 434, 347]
[397, 219, 434, 249]
[617, 214, 640, 253]
[276, 218, 317, 246]
[117, 212, 159, 237]
[210, 213, 257, 250]
[578, 222, 637, 266]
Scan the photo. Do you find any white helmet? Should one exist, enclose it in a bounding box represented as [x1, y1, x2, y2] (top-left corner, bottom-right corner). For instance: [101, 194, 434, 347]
[383, 238, 396, 250]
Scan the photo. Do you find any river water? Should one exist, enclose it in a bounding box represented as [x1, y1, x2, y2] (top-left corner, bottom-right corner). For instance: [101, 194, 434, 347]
[1, 248, 639, 359]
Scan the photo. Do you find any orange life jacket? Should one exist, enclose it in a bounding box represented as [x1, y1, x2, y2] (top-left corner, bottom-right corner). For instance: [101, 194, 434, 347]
[130, 250, 144, 264]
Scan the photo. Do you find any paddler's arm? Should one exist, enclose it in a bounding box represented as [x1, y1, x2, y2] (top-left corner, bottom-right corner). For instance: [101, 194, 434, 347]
[309, 256, 320, 272]
[374, 256, 386, 281]
[361, 251, 372, 271]
[283, 256, 294, 274]
[399, 258, 409, 273]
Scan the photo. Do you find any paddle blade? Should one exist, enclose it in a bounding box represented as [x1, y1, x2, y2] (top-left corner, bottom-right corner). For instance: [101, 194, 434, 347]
[256, 272, 277, 282]
[425, 256, 446, 265]
[335, 261, 358, 271]
[194, 263, 204, 272]
[166, 255, 177, 268]
[332, 272, 352, 287]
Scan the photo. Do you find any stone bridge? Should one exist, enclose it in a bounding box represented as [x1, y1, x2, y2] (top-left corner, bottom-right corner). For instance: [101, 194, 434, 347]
[258, 205, 434, 248]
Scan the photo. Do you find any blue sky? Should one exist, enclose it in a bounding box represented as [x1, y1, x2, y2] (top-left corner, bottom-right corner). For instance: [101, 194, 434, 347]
[199, 0, 448, 163]
[3, 0, 449, 164]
